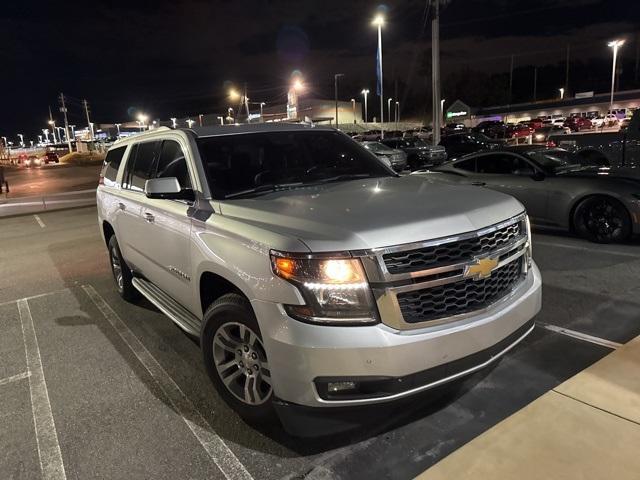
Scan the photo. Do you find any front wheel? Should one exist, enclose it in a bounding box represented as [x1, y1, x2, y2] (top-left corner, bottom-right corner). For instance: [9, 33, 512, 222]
[202, 293, 275, 423]
[573, 196, 631, 243]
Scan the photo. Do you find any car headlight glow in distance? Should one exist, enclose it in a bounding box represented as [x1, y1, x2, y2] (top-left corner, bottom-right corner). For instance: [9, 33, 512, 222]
[271, 252, 378, 325]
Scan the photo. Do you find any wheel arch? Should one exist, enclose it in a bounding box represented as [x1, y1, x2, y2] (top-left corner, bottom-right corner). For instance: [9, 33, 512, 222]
[102, 220, 115, 247]
[568, 193, 631, 232]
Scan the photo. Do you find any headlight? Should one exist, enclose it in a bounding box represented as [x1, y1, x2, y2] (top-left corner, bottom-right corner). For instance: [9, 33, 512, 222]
[270, 252, 378, 325]
[525, 215, 533, 264]
[535, 134, 545, 140]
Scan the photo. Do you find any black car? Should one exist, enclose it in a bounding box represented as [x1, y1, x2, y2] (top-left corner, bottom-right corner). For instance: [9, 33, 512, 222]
[380, 137, 447, 170]
[438, 132, 504, 159]
[472, 120, 508, 139]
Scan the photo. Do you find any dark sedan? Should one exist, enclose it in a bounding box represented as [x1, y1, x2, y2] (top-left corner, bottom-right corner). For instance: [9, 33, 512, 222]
[380, 137, 447, 170]
[438, 132, 504, 159]
[412, 145, 640, 243]
[472, 120, 508, 139]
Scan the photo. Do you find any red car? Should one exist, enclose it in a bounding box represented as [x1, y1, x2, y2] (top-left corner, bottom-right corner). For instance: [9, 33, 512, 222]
[564, 116, 592, 132]
[506, 124, 532, 138]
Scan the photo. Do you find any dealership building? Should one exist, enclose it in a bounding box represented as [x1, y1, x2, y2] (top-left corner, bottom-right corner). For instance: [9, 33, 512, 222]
[447, 88, 640, 126]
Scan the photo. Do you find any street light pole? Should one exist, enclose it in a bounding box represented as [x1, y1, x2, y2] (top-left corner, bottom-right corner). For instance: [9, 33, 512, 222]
[361, 89, 369, 123]
[608, 40, 625, 116]
[351, 99, 356, 124]
[387, 98, 393, 126]
[334, 73, 344, 127]
[395, 101, 400, 130]
[431, 0, 441, 146]
[373, 15, 385, 138]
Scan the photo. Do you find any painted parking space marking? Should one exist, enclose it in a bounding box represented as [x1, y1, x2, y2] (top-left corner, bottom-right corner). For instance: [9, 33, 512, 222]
[33, 214, 46, 228]
[0, 289, 73, 308]
[82, 285, 253, 480]
[539, 322, 623, 349]
[0, 370, 31, 387]
[533, 240, 640, 259]
[17, 299, 67, 480]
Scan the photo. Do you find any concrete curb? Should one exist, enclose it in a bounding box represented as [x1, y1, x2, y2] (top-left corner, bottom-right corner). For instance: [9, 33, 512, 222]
[0, 189, 96, 217]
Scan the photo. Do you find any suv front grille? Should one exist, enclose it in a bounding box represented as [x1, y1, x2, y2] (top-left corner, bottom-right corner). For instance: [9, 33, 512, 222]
[383, 221, 522, 275]
[396, 258, 523, 324]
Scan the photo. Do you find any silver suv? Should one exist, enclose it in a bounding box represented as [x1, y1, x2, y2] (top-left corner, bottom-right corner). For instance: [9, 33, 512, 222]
[97, 124, 541, 432]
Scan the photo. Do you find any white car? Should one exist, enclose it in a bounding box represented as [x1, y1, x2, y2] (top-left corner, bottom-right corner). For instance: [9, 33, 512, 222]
[96, 124, 541, 434]
[592, 114, 619, 128]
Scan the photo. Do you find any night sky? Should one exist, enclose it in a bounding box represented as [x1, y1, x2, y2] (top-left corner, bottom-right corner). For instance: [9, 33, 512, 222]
[2, 0, 638, 140]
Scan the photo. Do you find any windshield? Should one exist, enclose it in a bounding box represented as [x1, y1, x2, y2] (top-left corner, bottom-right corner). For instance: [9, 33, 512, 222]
[197, 130, 393, 199]
[363, 142, 388, 153]
[525, 149, 596, 173]
[469, 132, 491, 142]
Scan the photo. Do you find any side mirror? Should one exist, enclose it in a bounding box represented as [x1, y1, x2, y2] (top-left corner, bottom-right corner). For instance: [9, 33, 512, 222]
[144, 177, 195, 201]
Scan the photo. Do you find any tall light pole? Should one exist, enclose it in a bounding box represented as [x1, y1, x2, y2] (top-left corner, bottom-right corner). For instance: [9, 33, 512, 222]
[48, 120, 57, 143]
[186, 119, 195, 128]
[198, 114, 204, 127]
[42, 129, 50, 143]
[373, 14, 385, 138]
[440, 98, 446, 126]
[608, 39, 625, 115]
[387, 98, 393, 125]
[431, 0, 441, 146]
[260, 102, 265, 121]
[351, 99, 356, 124]
[115, 123, 122, 138]
[395, 101, 400, 129]
[17, 134, 24, 147]
[334, 73, 344, 127]
[170, 118, 177, 128]
[559, 88, 565, 100]
[361, 89, 369, 123]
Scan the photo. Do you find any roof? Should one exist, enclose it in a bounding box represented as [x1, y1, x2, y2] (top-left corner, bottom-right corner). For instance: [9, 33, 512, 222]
[181, 122, 336, 138]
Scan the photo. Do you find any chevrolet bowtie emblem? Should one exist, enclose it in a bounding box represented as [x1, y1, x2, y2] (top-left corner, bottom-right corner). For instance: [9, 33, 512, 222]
[464, 256, 499, 280]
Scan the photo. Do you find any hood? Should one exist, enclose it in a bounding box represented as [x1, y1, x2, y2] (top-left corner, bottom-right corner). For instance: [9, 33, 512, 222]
[217, 175, 524, 252]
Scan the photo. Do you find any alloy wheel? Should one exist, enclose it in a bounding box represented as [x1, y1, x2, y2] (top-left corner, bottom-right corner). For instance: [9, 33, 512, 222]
[110, 246, 124, 291]
[584, 199, 624, 242]
[213, 322, 272, 405]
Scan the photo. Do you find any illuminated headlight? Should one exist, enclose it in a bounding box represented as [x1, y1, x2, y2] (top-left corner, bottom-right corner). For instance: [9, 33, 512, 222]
[270, 252, 378, 325]
[535, 134, 545, 140]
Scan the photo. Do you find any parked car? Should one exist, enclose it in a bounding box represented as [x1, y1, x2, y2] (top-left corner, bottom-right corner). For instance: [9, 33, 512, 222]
[543, 118, 566, 128]
[96, 124, 541, 434]
[549, 109, 639, 168]
[443, 123, 466, 135]
[563, 117, 593, 132]
[439, 132, 504, 159]
[24, 155, 42, 168]
[381, 137, 447, 170]
[413, 145, 640, 243]
[506, 124, 532, 139]
[592, 114, 618, 128]
[620, 117, 631, 132]
[404, 127, 431, 140]
[520, 119, 544, 130]
[533, 126, 567, 143]
[43, 151, 60, 164]
[472, 120, 508, 139]
[362, 141, 407, 172]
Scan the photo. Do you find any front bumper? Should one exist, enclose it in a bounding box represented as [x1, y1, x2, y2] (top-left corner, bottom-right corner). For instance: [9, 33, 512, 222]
[253, 261, 542, 408]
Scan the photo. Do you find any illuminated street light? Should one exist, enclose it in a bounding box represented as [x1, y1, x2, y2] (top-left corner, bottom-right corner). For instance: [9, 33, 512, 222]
[372, 13, 385, 137]
[351, 98, 356, 124]
[395, 101, 400, 127]
[361, 89, 369, 123]
[440, 98, 446, 125]
[387, 98, 393, 124]
[608, 39, 625, 116]
[229, 89, 241, 100]
[292, 79, 304, 91]
[559, 87, 565, 100]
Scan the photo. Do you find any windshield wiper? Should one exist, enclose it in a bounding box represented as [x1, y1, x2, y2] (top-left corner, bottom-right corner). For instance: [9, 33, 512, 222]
[317, 173, 378, 184]
[224, 182, 304, 199]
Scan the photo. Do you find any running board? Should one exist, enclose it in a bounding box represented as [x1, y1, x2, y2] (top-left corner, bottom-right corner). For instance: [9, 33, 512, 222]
[132, 277, 200, 336]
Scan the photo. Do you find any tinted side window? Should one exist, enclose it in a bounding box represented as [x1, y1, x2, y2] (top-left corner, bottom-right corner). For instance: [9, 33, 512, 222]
[126, 141, 161, 192]
[455, 158, 476, 172]
[156, 140, 191, 189]
[102, 146, 126, 187]
[476, 154, 528, 174]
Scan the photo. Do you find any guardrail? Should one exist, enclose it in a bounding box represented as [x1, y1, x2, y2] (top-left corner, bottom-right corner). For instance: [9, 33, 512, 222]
[0, 188, 96, 217]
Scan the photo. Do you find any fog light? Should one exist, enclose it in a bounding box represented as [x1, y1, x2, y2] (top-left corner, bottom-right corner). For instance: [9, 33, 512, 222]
[328, 381, 358, 393]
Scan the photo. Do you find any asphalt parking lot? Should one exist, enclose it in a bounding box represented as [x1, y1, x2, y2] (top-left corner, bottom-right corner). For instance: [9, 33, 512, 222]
[1, 206, 639, 480]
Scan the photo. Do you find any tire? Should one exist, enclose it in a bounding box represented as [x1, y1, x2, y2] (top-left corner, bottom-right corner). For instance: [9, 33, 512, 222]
[201, 293, 275, 423]
[573, 196, 631, 244]
[408, 156, 420, 171]
[107, 236, 140, 301]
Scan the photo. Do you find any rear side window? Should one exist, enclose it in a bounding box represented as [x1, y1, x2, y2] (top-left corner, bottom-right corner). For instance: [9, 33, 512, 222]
[102, 146, 126, 187]
[155, 140, 192, 189]
[124, 141, 161, 192]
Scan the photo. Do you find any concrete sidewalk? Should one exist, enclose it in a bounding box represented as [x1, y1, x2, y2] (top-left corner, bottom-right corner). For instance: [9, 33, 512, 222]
[417, 335, 640, 480]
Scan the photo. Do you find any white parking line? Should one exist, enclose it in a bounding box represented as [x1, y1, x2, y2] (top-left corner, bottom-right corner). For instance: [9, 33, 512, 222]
[0, 370, 31, 387]
[0, 289, 73, 308]
[534, 240, 640, 258]
[34, 214, 46, 228]
[539, 322, 623, 349]
[17, 299, 67, 480]
[82, 285, 253, 480]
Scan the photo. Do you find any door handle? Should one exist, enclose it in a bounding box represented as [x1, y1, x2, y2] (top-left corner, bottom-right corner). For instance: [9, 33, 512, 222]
[118, 202, 126, 211]
[144, 212, 155, 223]
[471, 181, 486, 186]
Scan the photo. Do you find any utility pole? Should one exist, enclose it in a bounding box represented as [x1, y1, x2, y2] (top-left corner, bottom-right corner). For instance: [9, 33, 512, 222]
[533, 66, 538, 102]
[83, 99, 94, 141]
[59, 93, 73, 152]
[431, 0, 441, 146]
[565, 44, 570, 95]
[334, 73, 344, 127]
